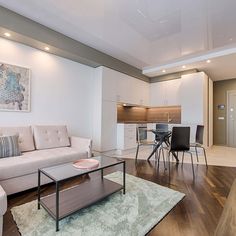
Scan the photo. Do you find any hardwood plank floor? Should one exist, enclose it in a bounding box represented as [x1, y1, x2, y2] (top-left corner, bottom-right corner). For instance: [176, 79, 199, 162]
[3, 159, 236, 236]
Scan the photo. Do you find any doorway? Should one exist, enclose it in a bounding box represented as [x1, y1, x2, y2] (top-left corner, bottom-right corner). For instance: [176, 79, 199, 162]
[227, 90, 236, 147]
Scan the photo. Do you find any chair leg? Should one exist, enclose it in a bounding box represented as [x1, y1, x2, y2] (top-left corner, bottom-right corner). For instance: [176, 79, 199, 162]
[168, 151, 171, 181]
[182, 152, 185, 164]
[135, 144, 140, 160]
[202, 147, 208, 168]
[189, 152, 195, 179]
[161, 147, 166, 169]
[195, 146, 199, 162]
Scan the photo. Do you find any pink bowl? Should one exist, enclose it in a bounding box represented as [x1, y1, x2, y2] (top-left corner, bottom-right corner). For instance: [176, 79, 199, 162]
[73, 159, 99, 169]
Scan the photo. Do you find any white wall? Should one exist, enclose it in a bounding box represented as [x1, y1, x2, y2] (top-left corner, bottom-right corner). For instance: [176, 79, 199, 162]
[0, 37, 94, 138]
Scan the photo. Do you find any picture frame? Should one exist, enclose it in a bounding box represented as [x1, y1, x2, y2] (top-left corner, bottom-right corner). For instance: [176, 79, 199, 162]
[0, 62, 31, 112]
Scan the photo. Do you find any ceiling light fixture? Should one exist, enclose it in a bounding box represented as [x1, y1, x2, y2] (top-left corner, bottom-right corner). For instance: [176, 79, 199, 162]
[123, 103, 127, 106]
[182, 65, 186, 69]
[206, 59, 211, 63]
[44, 47, 50, 51]
[4, 32, 11, 37]
[162, 69, 166, 73]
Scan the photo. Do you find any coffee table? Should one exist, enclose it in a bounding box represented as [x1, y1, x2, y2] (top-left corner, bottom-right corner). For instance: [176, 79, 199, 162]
[37, 156, 125, 231]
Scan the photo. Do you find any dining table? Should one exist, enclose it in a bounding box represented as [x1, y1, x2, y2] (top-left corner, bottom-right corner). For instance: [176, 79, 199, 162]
[147, 129, 179, 162]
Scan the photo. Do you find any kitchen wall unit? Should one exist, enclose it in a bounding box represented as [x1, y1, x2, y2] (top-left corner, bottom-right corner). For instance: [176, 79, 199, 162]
[93, 67, 213, 152]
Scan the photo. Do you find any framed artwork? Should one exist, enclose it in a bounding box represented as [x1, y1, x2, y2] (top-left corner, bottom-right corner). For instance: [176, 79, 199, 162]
[0, 62, 30, 112]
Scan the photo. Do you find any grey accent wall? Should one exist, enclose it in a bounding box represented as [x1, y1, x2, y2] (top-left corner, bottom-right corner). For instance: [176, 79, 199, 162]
[213, 78, 236, 145]
[0, 6, 149, 82]
[150, 69, 198, 82]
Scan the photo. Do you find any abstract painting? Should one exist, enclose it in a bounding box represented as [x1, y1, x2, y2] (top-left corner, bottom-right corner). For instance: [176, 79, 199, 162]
[0, 63, 30, 112]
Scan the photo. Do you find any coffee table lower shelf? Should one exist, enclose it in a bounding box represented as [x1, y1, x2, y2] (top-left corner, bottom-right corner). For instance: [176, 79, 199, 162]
[39, 178, 123, 221]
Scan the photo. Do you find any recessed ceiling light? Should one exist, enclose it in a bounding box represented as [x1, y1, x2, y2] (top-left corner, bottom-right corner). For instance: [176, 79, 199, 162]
[162, 69, 166, 73]
[123, 103, 127, 106]
[206, 59, 211, 63]
[182, 65, 186, 69]
[4, 32, 11, 37]
[44, 47, 50, 51]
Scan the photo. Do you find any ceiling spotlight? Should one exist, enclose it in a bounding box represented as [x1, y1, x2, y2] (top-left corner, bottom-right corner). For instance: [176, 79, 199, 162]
[206, 59, 211, 63]
[162, 69, 166, 73]
[182, 65, 186, 69]
[44, 47, 50, 51]
[4, 32, 11, 37]
[123, 103, 127, 107]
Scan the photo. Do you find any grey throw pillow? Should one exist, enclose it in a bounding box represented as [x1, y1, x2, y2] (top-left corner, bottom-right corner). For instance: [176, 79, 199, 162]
[0, 135, 21, 158]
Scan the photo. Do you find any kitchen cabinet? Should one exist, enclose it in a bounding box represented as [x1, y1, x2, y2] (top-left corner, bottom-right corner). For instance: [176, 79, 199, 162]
[150, 79, 181, 106]
[117, 124, 137, 150]
[116, 73, 149, 106]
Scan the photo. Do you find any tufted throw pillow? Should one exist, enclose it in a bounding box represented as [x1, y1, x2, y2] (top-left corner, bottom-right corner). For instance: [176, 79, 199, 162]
[0, 135, 21, 158]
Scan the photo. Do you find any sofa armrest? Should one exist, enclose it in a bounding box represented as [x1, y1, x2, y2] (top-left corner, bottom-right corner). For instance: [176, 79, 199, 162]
[70, 136, 92, 158]
[0, 185, 7, 216]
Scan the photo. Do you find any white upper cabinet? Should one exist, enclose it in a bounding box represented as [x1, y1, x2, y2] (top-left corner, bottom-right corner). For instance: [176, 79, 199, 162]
[100, 67, 149, 105]
[150, 79, 181, 107]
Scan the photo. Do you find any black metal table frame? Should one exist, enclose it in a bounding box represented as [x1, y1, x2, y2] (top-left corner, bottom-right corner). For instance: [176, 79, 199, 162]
[37, 159, 126, 232]
[147, 130, 179, 162]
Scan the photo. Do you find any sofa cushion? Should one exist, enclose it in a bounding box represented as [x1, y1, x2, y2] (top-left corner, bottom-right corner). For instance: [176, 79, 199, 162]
[0, 126, 35, 152]
[0, 135, 21, 158]
[33, 125, 70, 150]
[0, 147, 87, 180]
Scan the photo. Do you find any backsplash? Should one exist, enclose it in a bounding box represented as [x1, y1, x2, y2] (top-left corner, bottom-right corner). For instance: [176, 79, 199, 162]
[117, 105, 181, 123]
[147, 106, 181, 123]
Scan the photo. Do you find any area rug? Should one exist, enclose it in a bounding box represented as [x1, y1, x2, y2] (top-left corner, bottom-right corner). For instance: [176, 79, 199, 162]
[11, 172, 185, 236]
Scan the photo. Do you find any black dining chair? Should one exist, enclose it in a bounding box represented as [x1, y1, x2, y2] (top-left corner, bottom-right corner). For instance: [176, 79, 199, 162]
[167, 127, 195, 178]
[190, 125, 208, 167]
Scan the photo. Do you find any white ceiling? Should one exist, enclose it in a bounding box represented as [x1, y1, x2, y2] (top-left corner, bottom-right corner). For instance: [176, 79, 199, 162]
[1, 0, 236, 80]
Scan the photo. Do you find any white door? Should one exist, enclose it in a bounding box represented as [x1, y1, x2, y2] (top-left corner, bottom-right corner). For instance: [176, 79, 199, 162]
[227, 91, 236, 147]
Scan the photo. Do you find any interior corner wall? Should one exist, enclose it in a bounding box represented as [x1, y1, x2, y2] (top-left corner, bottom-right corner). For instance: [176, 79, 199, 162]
[213, 78, 236, 145]
[0, 37, 94, 138]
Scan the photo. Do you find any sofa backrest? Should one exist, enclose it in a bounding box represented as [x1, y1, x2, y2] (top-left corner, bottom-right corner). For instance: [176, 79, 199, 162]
[0, 126, 35, 152]
[33, 125, 70, 150]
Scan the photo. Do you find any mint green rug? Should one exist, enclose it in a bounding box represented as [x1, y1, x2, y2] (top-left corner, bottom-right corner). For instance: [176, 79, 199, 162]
[11, 172, 184, 236]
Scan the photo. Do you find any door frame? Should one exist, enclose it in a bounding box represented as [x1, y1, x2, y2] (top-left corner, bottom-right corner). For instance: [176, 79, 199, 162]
[226, 90, 236, 146]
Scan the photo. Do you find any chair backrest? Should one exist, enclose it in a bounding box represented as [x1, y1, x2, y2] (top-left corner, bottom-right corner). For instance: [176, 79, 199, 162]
[196, 125, 204, 144]
[136, 127, 147, 143]
[156, 123, 168, 132]
[214, 179, 236, 236]
[170, 126, 190, 151]
[155, 124, 168, 141]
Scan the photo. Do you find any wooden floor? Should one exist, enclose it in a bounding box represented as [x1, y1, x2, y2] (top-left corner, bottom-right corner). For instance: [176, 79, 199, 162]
[3, 159, 236, 236]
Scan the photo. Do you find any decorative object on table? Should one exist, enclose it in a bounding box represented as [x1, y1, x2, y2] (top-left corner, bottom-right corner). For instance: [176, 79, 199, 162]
[0, 62, 30, 112]
[73, 159, 99, 169]
[11, 171, 185, 236]
[0, 135, 21, 158]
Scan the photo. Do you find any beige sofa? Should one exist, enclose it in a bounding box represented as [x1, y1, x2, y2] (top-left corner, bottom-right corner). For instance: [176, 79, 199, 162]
[0, 125, 92, 235]
[0, 125, 92, 195]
